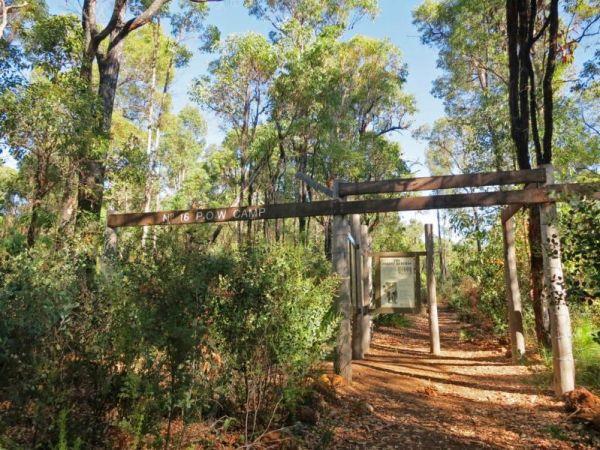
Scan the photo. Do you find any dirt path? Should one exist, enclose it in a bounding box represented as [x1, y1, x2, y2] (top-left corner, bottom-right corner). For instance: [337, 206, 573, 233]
[315, 307, 596, 449]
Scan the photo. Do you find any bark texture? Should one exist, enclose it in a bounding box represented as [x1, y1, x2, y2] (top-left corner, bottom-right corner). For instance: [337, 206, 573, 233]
[332, 215, 352, 381]
[425, 224, 441, 356]
[502, 213, 526, 362]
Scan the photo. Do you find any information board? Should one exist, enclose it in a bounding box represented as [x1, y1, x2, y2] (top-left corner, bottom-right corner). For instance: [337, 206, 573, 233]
[374, 252, 422, 314]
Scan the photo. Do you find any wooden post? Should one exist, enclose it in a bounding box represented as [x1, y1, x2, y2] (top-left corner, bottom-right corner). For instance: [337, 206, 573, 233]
[416, 255, 426, 314]
[540, 164, 575, 396]
[332, 214, 352, 381]
[361, 224, 373, 353]
[425, 224, 441, 355]
[502, 213, 526, 362]
[350, 215, 362, 359]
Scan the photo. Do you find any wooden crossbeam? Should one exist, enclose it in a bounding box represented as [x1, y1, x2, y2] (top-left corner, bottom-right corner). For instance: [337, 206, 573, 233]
[375, 251, 427, 257]
[107, 183, 600, 228]
[500, 183, 538, 223]
[337, 169, 546, 196]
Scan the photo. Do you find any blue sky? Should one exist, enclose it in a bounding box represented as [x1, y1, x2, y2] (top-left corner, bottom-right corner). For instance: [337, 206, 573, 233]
[42, 0, 448, 229]
[174, 0, 445, 177]
[48, 0, 445, 178]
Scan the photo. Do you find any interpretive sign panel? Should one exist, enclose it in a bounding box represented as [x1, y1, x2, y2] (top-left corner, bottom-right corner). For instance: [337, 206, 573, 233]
[374, 252, 422, 314]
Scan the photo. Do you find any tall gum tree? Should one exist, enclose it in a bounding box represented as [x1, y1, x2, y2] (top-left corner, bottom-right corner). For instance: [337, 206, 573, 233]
[505, 0, 598, 347]
[75, 0, 218, 222]
[192, 32, 278, 243]
[414, 0, 599, 348]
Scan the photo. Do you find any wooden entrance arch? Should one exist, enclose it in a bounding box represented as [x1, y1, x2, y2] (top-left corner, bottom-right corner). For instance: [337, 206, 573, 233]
[107, 166, 600, 396]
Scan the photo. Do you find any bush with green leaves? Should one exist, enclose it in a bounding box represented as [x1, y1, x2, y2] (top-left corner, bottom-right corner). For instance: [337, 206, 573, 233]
[206, 242, 338, 439]
[0, 235, 338, 448]
[0, 240, 119, 448]
[446, 222, 518, 334]
[561, 199, 600, 306]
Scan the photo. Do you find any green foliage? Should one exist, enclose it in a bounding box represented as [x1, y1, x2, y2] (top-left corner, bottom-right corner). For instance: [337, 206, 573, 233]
[445, 221, 522, 335]
[571, 312, 600, 392]
[208, 243, 338, 428]
[374, 313, 412, 329]
[539, 305, 600, 394]
[244, 0, 379, 37]
[372, 217, 425, 253]
[0, 41, 27, 92]
[0, 235, 337, 447]
[24, 14, 84, 76]
[561, 199, 600, 305]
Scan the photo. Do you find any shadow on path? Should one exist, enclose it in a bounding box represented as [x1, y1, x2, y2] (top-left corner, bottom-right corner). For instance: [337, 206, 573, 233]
[327, 306, 576, 449]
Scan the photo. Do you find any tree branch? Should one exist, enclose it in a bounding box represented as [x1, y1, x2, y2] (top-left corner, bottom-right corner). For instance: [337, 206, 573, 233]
[93, 0, 127, 45]
[109, 0, 222, 51]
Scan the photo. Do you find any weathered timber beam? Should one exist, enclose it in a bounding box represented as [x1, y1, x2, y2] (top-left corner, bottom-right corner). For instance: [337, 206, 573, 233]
[107, 183, 600, 228]
[337, 169, 547, 196]
[374, 251, 427, 257]
[501, 183, 539, 223]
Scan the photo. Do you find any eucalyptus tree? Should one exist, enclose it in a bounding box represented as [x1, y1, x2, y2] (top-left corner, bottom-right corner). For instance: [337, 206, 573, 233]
[192, 32, 278, 210]
[1, 77, 100, 246]
[504, 0, 598, 351]
[270, 32, 414, 239]
[0, 0, 45, 42]
[75, 0, 218, 221]
[414, 0, 599, 347]
[115, 24, 186, 246]
[159, 105, 207, 195]
[244, 0, 379, 35]
[414, 0, 513, 171]
[0, 14, 102, 244]
[0, 1, 45, 93]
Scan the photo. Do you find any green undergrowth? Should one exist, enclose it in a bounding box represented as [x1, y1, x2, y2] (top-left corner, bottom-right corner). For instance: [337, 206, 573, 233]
[535, 308, 600, 394]
[375, 313, 412, 329]
[0, 237, 339, 448]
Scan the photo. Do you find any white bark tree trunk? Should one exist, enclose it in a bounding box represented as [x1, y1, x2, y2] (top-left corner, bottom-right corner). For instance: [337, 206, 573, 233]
[360, 224, 373, 354]
[350, 214, 365, 360]
[540, 164, 575, 396]
[142, 25, 159, 249]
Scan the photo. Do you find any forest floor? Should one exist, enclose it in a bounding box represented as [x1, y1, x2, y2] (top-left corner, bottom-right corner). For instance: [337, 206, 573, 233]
[299, 306, 600, 449]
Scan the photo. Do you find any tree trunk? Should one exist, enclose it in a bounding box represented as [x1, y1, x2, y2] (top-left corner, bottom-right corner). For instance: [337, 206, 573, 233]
[27, 195, 41, 248]
[529, 206, 551, 347]
[425, 224, 441, 356]
[505, 0, 558, 351]
[58, 170, 78, 237]
[27, 155, 49, 247]
[360, 224, 373, 354]
[437, 209, 447, 284]
[142, 25, 159, 249]
[540, 165, 575, 396]
[332, 215, 352, 382]
[78, 28, 125, 218]
[541, 0, 559, 164]
[417, 255, 426, 314]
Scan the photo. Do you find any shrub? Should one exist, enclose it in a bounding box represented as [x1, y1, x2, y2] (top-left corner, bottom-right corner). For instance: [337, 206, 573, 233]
[0, 237, 338, 448]
[374, 313, 412, 329]
[207, 243, 338, 441]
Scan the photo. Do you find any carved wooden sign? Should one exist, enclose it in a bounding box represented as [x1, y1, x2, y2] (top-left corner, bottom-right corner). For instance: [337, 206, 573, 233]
[107, 182, 600, 228]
